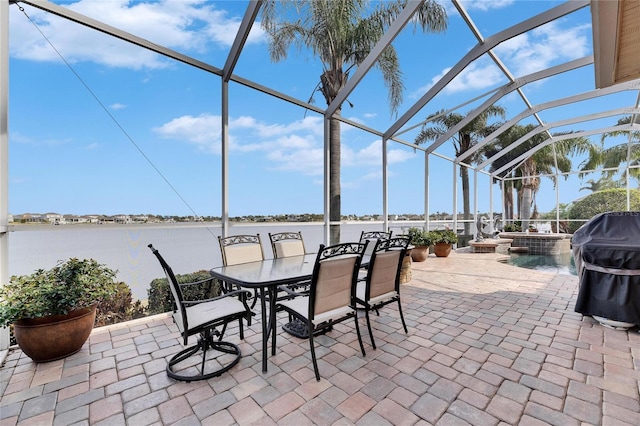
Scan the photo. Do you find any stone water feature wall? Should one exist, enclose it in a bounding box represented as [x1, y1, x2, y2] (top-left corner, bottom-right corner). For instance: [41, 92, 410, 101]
[499, 232, 572, 255]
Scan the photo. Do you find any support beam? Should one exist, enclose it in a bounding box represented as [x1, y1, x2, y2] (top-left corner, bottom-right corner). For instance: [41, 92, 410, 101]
[429, 56, 591, 155]
[223, 1, 261, 82]
[0, 0, 9, 352]
[383, 0, 589, 141]
[492, 124, 640, 177]
[464, 80, 640, 167]
[476, 107, 640, 171]
[382, 138, 389, 232]
[326, 0, 421, 117]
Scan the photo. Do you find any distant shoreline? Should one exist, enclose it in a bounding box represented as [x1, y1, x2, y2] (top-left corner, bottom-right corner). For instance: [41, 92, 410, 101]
[7, 220, 333, 232]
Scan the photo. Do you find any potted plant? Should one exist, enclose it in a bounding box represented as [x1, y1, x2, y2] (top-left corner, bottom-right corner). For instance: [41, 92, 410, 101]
[406, 227, 432, 262]
[429, 228, 458, 257]
[0, 258, 117, 362]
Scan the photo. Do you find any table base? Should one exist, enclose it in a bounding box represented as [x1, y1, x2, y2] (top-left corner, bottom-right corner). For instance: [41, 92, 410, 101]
[282, 318, 332, 339]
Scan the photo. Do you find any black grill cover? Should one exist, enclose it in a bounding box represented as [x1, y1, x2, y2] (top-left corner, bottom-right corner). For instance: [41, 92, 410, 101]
[573, 211, 640, 324]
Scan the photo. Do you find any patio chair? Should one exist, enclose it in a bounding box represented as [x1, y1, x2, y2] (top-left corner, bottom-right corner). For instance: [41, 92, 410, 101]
[218, 234, 265, 266]
[359, 230, 393, 258]
[276, 241, 368, 381]
[218, 234, 265, 307]
[268, 231, 312, 335]
[269, 231, 306, 258]
[269, 231, 310, 295]
[148, 244, 252, 382]
[356, 236, 410, 350]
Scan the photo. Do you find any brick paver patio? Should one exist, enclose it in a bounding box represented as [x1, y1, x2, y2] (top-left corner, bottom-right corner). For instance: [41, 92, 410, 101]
[1, 252, 639, 425]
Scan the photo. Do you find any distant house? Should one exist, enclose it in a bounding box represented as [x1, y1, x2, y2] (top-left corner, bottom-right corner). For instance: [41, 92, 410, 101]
[132, 215, 148, 223]
[13, 213, 41, 223]
[63, 215, 90, 224]
[43, 213, 65, 225]
[85, 215, 102, 224]
[112, 215, 131, 224]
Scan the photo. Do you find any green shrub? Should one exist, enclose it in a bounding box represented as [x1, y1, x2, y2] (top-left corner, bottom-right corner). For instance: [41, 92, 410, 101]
[0, 258, 117, 328]
[147, 271, 221, 315]
[95, 281, 147, 327]
[428, 229, 458, 244]
[568, 189, 640, 232]
[406, 227, 432, 246]
[503, 223, 521, 232]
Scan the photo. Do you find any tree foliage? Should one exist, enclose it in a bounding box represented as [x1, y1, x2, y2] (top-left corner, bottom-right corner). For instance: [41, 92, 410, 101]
[415, 105, 506, 234]
[486, 124, 595, 227]
[261, 0, 448, 243]
[580, 115, 640, 183]
[567, 188, 640, 232]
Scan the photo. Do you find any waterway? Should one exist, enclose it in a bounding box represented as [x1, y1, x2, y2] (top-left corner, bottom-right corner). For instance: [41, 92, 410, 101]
[8, 222, 421, 300]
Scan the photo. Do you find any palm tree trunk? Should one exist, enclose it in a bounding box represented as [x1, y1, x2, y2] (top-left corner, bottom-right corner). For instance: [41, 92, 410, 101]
[519, 159, 536, 229]
[520, 186, 533, 229]
[504, 184, 513, 220]
[329, 116, 341, 244]
[460, 166, 470, 235]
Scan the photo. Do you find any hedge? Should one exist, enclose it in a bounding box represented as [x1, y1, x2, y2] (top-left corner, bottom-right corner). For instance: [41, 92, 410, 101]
[567, 188, 640, 232]
[147, 271, 221, 315]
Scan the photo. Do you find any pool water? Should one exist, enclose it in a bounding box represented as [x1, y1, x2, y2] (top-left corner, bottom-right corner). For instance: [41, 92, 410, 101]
[505, 252, 577, 276]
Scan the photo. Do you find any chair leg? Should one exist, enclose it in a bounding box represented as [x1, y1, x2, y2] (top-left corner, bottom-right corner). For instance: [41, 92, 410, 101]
[238, 317, 244, 340]
[354, 314, 366, 357]
[397, 299, 408, 334]
[364, 308, 377, 350]
[308, 321, 321, 381]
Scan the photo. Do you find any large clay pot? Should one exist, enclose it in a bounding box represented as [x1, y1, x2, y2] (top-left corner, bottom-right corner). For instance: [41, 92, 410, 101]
[13, 305, 97, 362]
[411, 246, 430, 262]
[433, 243, 452, 257]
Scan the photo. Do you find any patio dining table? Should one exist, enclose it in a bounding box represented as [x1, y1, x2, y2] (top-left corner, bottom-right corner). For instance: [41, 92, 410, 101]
[209, 253, 317, 372]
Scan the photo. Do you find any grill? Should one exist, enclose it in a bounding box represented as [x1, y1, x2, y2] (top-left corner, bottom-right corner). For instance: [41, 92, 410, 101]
[573, 211, 640, 329]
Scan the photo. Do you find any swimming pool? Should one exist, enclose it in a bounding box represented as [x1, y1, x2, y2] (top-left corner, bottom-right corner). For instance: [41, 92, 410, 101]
[505, 252, 577, 275]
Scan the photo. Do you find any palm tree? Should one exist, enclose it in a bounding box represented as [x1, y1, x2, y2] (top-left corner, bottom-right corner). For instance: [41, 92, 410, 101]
[580, 116, 640, 186]
[261, 0, 448, 243]
[485, 125, 531, 221]
[487, 124, 595, 229]
[414, 105, 506, 234]
[579, 176, 623, 192]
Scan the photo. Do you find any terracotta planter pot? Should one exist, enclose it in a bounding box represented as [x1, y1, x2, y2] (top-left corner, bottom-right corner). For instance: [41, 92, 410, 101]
[410, 246, 430, 262]
[13, 305, 97, 362]
[433, 243, 452, 257]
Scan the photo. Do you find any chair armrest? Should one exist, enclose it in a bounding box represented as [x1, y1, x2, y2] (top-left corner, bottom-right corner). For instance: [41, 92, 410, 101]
[277, 284, 308, 298]
[178, 277, 218, 288]
[181, 289, 252, 306]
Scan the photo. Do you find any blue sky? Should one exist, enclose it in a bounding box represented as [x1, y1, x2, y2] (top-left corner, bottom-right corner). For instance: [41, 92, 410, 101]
[6, 0, 614, 218]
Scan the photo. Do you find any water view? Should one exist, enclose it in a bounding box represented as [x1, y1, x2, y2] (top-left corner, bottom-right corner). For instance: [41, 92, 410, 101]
[9, 222, 422, 301]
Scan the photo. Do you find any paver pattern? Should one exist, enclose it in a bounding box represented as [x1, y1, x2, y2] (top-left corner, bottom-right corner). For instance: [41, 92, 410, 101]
[1, 252, 639, 425]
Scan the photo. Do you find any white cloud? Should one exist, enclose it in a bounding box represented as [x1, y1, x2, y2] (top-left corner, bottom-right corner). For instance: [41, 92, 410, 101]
[344, 139, 414, 167]
[153, 113, 222, 153]
[495, 21, 590, 76]
[411, 18, 590, 97]
[110, 103, 126, 110]
[458, 0, 515, 12]
[411, 61, 504, 98]
[153, 114, 415, 176]
[9, 0, 265, 69]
